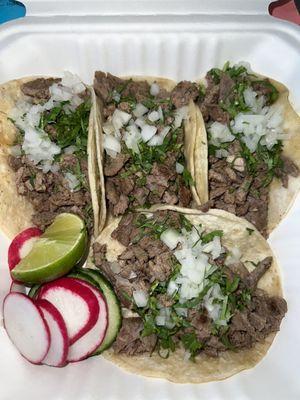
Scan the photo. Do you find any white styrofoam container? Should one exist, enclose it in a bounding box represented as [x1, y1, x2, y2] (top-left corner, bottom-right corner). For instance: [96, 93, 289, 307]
[0, 3, 300, 399]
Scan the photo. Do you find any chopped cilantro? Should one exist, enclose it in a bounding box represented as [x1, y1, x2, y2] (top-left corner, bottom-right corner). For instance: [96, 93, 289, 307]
[181, 332, 203, 360]
[201, 230, 223, 244]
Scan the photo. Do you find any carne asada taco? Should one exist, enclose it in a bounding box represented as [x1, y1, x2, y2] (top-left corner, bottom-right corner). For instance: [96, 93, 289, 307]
[194, 62, 300, 237]
[93, 73, 206, 230]
[92, 206, 286, 383]
[0, 73, 101, 238]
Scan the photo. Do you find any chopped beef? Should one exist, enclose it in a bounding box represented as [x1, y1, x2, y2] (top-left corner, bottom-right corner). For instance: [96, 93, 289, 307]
[243, 256, 272, 289]
[227, 262, 250, 280]
[8, 155, 23, 171]
[9, 154, 92, 232]
[139, 236, 168, 258]
[228, 294, 287, 350]
[133, 187, 150, 206]
[206, 104, 229, 124]
[104, 154, 129, 177]
[205, 139, 271, 236]
[94, 71, 125, 102]
[113, 194, 129, 216]
[171, 81, 199, 108]
[21, 78, 60, 103]
[276, 155, 300, 188]
[113, 318, 156, 355]
[148, 252, 173, 282]
[111, 214, 138, 247]
[93, 243, 107, 268]
[178, 182, 192, 206]
[219, 73, 235, 102]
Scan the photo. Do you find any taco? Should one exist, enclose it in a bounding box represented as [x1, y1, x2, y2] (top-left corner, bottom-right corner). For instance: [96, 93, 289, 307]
[0, 73, 101, 238]
[194, 62, 300, 237]
[93, 73, 206, 230]
[92, 206, 286, 383]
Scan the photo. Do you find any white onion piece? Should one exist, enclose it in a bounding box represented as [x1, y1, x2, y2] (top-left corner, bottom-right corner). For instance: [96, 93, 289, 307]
[158, 106, 164, 121]
[133, 103, 148, 118]
[160, 126, 171, 139]
[64, 145, 77, 154]
[176, 162, 184, 174]
[141, 125, 157, 142]
[103, 134, 121, 156]
[133, 290, 148, 308]
[155, 316, 166, 326]
[102, 121, 115, 135]
[148, 110, 160, 122]
[148, 135, 163, 147]
[167, 280, 179, 296]
[225, 246, 242, 265]
[124, 124, 141, 153]
[173, 106, 188, 129]
[160, 228, 181, 250]
[150, 83, 160, 96]
[135, 117, 146, 128]
[112, 109, 131, 131]
[64, 172, 79, 192]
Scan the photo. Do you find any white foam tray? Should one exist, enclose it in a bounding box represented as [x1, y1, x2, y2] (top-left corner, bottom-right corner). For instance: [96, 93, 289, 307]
[0, 5, 300, 400]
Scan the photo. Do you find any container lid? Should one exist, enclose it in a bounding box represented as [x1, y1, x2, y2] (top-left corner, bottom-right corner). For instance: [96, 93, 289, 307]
[23, 0, 271, 16]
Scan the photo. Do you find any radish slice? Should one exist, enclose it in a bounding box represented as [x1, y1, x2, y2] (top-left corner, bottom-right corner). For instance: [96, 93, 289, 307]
[67, 280, 108, 362]
[36, 299, 69, 367]
[10, 282, 26, 294]
[8, 227, 42, 279]
[38, 277, 99, 345]
[3, 293, 50, 364]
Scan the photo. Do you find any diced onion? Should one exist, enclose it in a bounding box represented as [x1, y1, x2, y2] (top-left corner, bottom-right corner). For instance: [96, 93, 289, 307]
[150, 83, 160, 96]
[167, 280, 179, 296]
[148, 110, 160, 122]
[133, 103, 148, 118]
[141, 124, 157, 142]
[133, 290, 148, 308]
[110, 262, 121, 274]
[135, 117, 146, 128]
[173, 106, 188, 129]
[64, 145, 77, 155]
[64, 172, 79, 192]
[155, 316, 166, 326]
[225, 246, 242, 265]
[148, 135, 163, 147]
[176, 162, 184, 174]
[103, 134, 121, 155]
[112, 109, 131, 131]
[160, 228, 181, 250]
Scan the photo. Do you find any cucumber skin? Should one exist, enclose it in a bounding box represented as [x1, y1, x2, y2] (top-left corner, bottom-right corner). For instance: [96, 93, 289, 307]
[82, 268, 122, 354]
[28, 284, 40, 298]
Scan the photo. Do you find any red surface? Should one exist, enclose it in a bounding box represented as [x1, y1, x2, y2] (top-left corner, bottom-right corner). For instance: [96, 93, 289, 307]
[269, 0, 300, 24]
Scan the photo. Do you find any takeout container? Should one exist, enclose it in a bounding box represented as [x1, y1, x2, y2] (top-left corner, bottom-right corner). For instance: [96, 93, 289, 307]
[0, 1, 300, 399]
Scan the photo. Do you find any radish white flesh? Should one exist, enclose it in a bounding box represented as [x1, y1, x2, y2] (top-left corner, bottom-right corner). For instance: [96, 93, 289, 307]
[68, 280, 108, 362]
[8, 227, 42, 279]
[3, 293, 50, 364]
[38, 277, 99, 345]
[10, 282, 26, 294]
[36, 299, 69, 367]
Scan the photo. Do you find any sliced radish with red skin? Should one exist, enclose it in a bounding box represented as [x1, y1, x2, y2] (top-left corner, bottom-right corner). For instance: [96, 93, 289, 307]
[67, 280, 108, 362]
[3, 293, 50, 364]
[10, 282, 26, 294]
[8, 227, 42, 280]
[38, 277, 99, 345]
[36, 299, 69, 367]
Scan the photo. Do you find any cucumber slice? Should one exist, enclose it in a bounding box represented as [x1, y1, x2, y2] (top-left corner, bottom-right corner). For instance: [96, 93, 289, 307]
[81, 268, 122, 354]
[28, 284, 41, 299]
[68, 270, 100, 289]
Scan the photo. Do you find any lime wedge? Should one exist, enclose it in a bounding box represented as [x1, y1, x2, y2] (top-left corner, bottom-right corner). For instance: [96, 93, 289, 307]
[12, 213, 88, 284]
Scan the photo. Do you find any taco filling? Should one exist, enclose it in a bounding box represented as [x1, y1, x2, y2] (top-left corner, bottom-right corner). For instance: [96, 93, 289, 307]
[94, 73, 200, 216]
[93, 210, 286, 360]
[197, 62, 299, 236]
[7, 74, 93, 231]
